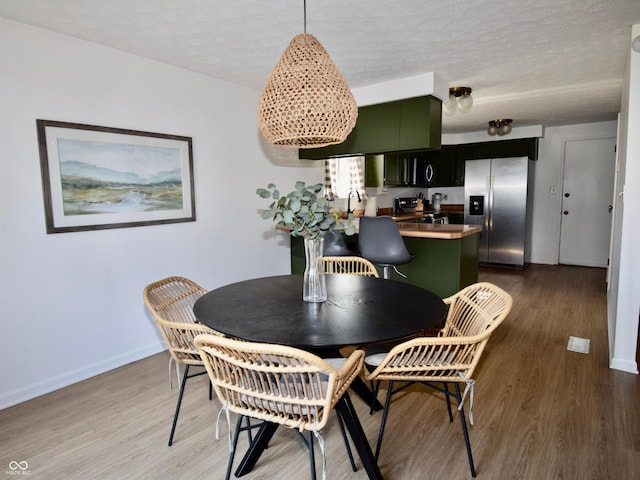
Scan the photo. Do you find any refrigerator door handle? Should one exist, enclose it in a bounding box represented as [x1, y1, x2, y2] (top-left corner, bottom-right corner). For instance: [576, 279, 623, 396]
[487, 175, 495, 231]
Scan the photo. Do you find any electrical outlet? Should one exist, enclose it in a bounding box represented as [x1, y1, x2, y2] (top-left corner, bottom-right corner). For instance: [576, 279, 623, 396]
[443, 194, 448, 200]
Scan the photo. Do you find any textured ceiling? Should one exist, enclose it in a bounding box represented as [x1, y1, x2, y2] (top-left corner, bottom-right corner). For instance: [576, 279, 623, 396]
[2, 0, 639, 134]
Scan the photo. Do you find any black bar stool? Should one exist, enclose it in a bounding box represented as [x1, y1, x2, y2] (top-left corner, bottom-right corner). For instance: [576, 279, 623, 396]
[358, 216, 415, 279]
[323, 230, 356, 256]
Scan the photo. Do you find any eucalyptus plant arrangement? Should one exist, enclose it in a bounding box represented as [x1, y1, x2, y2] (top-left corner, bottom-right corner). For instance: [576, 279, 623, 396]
[257, 181, 355, 239]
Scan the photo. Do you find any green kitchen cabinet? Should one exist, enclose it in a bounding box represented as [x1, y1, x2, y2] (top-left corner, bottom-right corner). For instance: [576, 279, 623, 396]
[299, 95, 442, 160]
[383, 153, 412, 186]
[398, 96, 442, 152]
[452, 152, 466, 186]
[364, 154, 384, 187]
[398, 235, 479, 298]
[289, 232, 479, 299]
[364, 153, 411, 187]
[455, 138, 539, 162]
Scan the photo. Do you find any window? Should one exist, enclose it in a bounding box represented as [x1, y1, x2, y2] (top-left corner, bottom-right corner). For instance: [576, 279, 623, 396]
[324, 157, 368, 200]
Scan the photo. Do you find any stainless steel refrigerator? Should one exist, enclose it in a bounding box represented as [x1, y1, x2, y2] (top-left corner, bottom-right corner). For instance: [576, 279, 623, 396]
[464, 157, 534, 268]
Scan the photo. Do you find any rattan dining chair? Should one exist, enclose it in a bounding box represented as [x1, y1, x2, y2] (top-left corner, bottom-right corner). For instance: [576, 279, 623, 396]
[322, 256, 380, 277]
[143, 276, 222, 446]
[364, 282, 512, 477]
[194, 334, 365, 480]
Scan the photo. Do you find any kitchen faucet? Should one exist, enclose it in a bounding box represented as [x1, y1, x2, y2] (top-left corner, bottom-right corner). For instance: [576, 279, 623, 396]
[347, 190, 361, 215]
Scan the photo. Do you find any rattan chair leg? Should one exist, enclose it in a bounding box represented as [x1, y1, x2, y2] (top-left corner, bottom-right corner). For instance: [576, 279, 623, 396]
[443, 382, 454, 422]
[168, 364, 190, 446]
[225, 415, 268, 480]
[453, 382, 477, 478]
[168, 365, 209, 446]
[225, 415, 244, 480]
[369, 380, 381, 415]
[307, 431, 317, 480]
[374, 381, 395, 461]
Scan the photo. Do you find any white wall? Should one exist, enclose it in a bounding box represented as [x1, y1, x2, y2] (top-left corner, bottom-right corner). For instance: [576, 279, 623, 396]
[608, 25, 640, 374]
[0, 19, 324, 408]
[529, 121, 618, 264]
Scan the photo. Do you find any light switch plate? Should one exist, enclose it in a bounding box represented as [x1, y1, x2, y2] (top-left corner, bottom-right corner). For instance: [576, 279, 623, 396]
[567, 336, 590, 354]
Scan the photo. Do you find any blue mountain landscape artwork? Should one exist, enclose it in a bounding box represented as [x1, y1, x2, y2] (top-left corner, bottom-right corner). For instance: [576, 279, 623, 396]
[58, 138, 184, 216]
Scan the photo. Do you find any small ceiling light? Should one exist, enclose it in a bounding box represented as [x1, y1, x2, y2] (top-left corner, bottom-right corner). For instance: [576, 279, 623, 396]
[257, 0, 357, 148]
[487, 118, 513, 136]
[443, 87, 473, 116]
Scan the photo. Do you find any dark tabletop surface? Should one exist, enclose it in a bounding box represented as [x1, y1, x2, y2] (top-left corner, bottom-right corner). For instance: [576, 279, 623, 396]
[193, 274, 447, 349]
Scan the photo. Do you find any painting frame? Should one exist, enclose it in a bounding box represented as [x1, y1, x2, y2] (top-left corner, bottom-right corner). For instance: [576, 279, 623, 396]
[36, 120, 196, 234]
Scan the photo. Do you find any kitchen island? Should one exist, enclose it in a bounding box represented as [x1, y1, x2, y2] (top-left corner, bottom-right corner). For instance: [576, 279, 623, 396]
[288, 220, 481, 298]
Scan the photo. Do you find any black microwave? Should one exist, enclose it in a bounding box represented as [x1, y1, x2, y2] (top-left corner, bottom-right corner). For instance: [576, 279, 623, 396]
[412, 153, 434, 187]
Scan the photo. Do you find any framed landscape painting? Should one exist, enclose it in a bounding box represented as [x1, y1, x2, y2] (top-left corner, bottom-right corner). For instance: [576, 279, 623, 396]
[36, 120, 195, 233]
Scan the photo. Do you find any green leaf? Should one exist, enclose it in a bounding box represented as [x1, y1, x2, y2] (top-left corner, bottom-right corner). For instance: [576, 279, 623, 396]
[282, 210, 294, 224]
[256, 188, 270, 198]
[257, 181, 349, 239]
[290, 198, 301, 213]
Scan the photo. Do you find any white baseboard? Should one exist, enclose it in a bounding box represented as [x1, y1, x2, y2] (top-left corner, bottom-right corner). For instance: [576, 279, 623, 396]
[610, 357, 639, 374]
[0, 343, 167, 410]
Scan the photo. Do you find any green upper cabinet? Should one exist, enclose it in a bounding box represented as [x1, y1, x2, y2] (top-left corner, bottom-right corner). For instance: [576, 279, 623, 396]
[455, 138, 539, 161]
[351, 102, 400, 154]
[299, 95, 442, 160]
[398, 96, 442, 152]
[383, 153, 412, 186]
[364, 152, 413, 187]
[364, 154, 384, 187]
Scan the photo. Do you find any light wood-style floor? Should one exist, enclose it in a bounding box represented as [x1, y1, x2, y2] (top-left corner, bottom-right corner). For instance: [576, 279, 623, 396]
[2, 265, 639, 479]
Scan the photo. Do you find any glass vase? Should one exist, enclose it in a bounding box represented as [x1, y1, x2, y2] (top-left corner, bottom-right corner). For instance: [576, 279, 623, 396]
[303, 237, 327, 303]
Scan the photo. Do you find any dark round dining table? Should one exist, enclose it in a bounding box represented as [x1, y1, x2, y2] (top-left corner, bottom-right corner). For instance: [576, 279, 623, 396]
[193, 274, 447, 480]
[193, 273, 447, 350]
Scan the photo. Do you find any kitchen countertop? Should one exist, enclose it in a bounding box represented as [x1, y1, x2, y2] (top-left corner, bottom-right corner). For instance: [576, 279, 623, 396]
[394, 221, 482, 239]
[331, 215, 482, 240]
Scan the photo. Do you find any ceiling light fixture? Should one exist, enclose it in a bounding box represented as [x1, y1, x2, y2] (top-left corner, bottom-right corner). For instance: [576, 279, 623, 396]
[487, 118, 513, 136]
[442, 87, 473, 116]
[257, 0, 358, 148]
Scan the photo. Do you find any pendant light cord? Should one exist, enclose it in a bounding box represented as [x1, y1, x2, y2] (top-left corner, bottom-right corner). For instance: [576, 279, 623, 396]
[303, 0, 307, 33]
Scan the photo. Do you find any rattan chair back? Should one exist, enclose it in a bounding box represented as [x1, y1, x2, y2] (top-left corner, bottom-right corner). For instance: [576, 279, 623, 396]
[440, 282, 512, 338]
[195, 334, 364, 432]
[143, 276, 219, 366]
[322, 256, 379, 277]
[365, 282, 512, 383]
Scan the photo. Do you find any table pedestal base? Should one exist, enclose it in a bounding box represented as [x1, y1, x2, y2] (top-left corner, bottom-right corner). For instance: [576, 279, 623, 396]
[234, 392, 383, 480]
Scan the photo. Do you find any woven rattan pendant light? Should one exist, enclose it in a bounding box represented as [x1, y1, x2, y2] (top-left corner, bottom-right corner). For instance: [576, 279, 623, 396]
[257, 1, 358, 148]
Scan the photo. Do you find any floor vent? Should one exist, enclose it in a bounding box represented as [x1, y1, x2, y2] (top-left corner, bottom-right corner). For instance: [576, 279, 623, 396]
[567, 336, 591, 354]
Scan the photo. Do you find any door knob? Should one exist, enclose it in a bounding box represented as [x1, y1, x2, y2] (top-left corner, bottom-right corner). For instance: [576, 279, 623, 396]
[563, 210, 569, 215]
[564, 193, 570, 198]
[608, 205, 613, 212]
